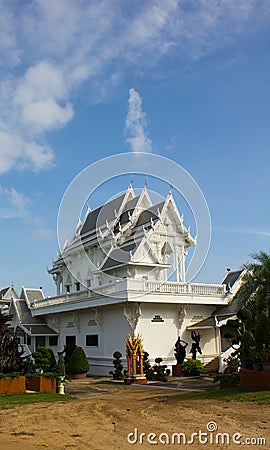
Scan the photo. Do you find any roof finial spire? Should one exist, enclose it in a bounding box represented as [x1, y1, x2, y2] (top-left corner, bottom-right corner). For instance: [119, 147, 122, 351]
[144, 174, 148, 188]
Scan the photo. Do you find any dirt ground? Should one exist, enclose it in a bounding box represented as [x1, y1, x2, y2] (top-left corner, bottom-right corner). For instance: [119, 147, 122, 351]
[0, 378, 269, 450]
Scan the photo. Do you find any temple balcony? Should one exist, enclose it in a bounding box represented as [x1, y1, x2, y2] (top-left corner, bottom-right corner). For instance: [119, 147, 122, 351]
[31, 279, 228, 315]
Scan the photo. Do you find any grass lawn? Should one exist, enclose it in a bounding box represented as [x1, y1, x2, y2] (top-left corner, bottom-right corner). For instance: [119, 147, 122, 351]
[175, 388, 270, 404]
[0, 392, 74, 406]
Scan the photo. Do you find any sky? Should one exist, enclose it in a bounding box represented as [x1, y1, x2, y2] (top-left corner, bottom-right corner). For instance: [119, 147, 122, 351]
[0, 0, 270, 295]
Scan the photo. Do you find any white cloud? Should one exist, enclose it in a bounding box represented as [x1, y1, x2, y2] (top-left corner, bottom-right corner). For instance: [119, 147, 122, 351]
[215, 226, 270, 238]
[31, 228, 54, 242]
[0, 186, 29, 219]
[0, 0, 270, 172]
[0, 130, 54, 174]
[125, 88, 152, 153]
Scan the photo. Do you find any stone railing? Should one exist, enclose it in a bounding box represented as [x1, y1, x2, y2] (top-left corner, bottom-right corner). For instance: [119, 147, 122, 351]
[143, 281, 226, 296]
[32, 279, 226, 309]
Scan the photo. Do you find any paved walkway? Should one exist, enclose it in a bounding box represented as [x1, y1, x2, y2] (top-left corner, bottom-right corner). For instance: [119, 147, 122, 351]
[65, 375, 219, 399]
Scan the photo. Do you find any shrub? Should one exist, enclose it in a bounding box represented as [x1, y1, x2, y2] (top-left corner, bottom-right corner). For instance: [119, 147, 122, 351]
[143, 352, 154, 380]
[182, 359, 204, 376]
[152, 357, 170, 381]
[66, 347, 90, 374]
[223, 354, 241, 373]
[109, 351, 124, 379]
[32, 347, 56, 373]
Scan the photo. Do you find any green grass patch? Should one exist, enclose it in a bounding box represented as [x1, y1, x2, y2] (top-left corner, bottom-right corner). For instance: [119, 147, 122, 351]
[173, 388, 270, 404]
[0, 392, 74, 406]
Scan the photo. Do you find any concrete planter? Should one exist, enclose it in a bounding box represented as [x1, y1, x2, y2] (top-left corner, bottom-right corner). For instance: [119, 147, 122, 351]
[26, 376, 57, 393]
[240, 369, 270, 392]
[0, 376, 26, 395]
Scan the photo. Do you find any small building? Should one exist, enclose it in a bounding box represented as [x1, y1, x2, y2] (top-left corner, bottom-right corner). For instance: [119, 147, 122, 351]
[8, 287, 58, 355]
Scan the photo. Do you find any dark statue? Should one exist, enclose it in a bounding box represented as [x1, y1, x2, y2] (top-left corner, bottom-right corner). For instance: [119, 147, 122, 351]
[190, 331, 202, 360]
[174, 337, 188, 365]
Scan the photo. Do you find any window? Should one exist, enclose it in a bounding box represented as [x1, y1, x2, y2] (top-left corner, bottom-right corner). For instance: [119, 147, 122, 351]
[75, 282, 80, 291]
[66, 335, 76, 348]
[24, 336, 31, 345]
[35, 336, 45, 349]
[66, 285, 71, 293]
[86, 279, 91, 288]
[49, 336, 58, 346]
[86, 334, 99, 347]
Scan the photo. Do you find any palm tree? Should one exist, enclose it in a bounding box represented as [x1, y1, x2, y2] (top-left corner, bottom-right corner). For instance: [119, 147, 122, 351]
[236, 251, 270, 361]
[239, 251, 270, 315]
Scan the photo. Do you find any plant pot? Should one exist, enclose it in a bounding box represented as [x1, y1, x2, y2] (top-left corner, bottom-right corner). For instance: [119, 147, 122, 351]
[220, 379, 240, 389]
[0, 376, 26, 395]
[240, 369, 270, 392]
[26, 376, 57, 393]
[262, 363, 270, 371]
[70, 373, 87, 379]
[253, 363, 262, 371]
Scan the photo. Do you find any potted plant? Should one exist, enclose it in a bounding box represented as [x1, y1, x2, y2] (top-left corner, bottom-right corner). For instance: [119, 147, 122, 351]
[66, 346, 90, 378]
[0, 310, 28, 395]
[214, 373, 240, 389]
[26, 346, 57, 392]
[225, 252, 270, 390]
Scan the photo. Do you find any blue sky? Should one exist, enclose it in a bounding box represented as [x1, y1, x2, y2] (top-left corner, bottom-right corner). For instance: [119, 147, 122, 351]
[0, 0, 270, 295]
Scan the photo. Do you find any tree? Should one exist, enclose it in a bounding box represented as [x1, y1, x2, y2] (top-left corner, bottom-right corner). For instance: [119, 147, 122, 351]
[225, 251, 270, 367]
[0, 311, 28, 373]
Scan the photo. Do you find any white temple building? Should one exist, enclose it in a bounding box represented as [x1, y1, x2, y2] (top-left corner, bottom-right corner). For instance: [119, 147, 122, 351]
[7, 185, 244, 374]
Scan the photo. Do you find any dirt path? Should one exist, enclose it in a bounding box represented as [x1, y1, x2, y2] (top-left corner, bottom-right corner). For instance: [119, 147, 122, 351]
[0, 381, 269, 449]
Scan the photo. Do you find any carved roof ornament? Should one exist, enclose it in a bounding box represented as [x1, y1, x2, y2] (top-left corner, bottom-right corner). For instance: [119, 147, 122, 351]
[73, 313, 81, 332]
[178, 305, 187, 329]
[94, 309, 103, 330]
[124, 303, 141, 331]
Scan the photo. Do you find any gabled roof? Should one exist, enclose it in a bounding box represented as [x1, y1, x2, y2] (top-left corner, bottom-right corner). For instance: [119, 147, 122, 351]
[14, 298, 47, 325]
[188, 270, 244, 329]
[0, 287, 9, 299]
[20, 287, 45, 306]
[19, 324, 58, 336]
[102, 242, 137, 270]
[11, 298, 58, 336]
[221, 270, 243, 291]
[114, 195, 140, 230]
[0, 285, 19, 300]
[136, 201, 164, 228]
[80, 192, 127, 236]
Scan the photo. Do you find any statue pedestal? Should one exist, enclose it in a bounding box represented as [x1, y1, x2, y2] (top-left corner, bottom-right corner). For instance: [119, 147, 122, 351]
[125, 374, 147, 385]
[172, 364, 184, 377]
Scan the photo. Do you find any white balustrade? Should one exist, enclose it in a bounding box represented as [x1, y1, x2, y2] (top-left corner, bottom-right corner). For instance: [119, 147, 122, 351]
[32, 279, 226, 309]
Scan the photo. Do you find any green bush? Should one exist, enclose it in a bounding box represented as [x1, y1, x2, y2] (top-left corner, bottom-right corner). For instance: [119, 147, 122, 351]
[109, 351, 124, 379]
[32, 347, 56, 372]
[182, 359, 204, 376]
[66, 347, 90, 374]
[143, 352, 154, 380]
[152, 357, 170, 381]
